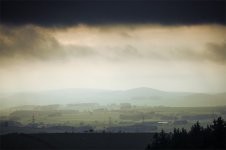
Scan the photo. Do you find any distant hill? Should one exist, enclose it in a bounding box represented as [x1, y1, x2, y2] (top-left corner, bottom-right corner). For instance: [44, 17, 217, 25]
[0, 88, 225, 109]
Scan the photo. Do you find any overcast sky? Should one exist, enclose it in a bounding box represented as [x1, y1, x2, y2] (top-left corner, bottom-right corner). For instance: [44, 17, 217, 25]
[0, 0, 225, 93]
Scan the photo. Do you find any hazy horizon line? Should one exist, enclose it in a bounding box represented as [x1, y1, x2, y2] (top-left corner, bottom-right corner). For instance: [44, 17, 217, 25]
[1, 86, 225, 95]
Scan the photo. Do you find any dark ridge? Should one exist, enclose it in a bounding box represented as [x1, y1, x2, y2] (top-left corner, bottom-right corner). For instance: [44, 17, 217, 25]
[0, 133, 153, 149]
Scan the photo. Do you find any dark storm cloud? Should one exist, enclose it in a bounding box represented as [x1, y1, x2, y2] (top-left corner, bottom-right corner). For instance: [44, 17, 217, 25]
[0, 25, 63, 60]
[0, 25, 98, 62]
[205, 42, 226, 63]
[0, 24, 225, 65]
[167, 42, 226, 64]
[1, 0, 225, 26]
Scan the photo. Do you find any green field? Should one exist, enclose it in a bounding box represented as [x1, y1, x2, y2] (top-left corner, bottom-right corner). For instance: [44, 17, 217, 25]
[1, 104, 225, 133]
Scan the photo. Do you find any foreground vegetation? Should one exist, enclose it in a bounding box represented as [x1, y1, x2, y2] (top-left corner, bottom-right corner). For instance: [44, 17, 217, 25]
[146, 117, 226, 149]
[1, 116, 225, 149]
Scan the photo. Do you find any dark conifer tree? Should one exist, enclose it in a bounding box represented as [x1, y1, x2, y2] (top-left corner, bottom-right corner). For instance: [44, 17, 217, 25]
[147, 117, 226, 149]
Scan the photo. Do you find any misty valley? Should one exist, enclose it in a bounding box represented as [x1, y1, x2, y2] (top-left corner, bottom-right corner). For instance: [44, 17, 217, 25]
[1, 88, 226, 135]
[1, 103, 226, 134]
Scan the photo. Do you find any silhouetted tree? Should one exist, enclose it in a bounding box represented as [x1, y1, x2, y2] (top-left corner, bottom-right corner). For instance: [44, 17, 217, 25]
[207, 124, 216, 147]
[170, 128, 188, 148]
[210, 117, 226, 148]
[147, 117, 226, 149]
[188, 121, 205, 148]
[150, 129, 170, 148]
[145, 144, 151, 150]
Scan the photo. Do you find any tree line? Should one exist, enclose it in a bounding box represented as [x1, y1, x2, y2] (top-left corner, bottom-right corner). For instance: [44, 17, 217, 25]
[146, 117, 226, 149]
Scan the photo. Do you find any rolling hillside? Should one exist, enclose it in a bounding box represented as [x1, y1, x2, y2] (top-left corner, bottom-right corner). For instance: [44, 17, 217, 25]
[0, 88, 225, 109]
